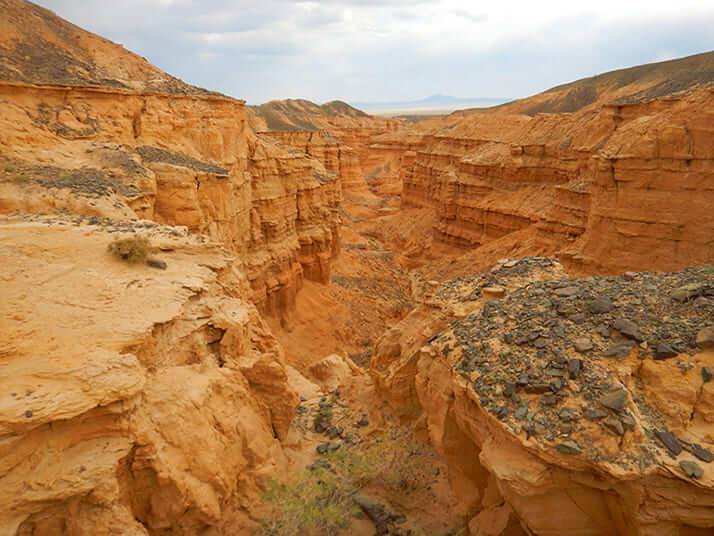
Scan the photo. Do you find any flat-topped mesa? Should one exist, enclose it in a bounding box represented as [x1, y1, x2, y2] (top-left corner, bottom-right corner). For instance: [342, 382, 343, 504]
[395, 88, 714, 274]
[370, 257, 714, 535]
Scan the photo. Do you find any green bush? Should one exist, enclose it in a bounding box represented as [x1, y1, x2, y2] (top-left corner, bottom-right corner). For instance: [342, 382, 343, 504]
[108, 235, 155, 264]
[256, 431, 438, 536]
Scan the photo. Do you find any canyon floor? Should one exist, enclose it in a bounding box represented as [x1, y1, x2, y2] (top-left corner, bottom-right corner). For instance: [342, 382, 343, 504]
[2, 1, 714, 535]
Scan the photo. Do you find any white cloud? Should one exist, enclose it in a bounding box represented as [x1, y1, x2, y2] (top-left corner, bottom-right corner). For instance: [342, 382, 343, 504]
[32, 0, 714, 103]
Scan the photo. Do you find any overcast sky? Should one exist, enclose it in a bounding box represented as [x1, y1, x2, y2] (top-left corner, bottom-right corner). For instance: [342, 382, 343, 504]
[34, 0, 714, 105]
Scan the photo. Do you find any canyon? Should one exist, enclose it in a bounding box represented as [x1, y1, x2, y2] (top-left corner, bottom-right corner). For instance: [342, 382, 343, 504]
[1, 1, 714, 535]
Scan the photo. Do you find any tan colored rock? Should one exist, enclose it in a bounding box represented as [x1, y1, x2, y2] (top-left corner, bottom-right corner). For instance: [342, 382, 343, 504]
[308, 353, 360, 392]
[0, 219, 298, 535]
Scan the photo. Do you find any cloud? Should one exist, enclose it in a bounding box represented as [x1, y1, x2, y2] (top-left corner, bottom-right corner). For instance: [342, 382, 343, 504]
[33, 0, 714, 104]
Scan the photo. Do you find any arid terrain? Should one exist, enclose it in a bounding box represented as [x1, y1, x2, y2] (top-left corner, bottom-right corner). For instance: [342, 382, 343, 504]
[1, 1, 714, 535]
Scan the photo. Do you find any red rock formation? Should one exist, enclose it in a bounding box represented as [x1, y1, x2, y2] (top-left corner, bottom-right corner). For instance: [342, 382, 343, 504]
[0, 79, 343, 321]
[0, 218, 299, 535]
[247, 100, 403, 196]
[395, 89, 714, 274]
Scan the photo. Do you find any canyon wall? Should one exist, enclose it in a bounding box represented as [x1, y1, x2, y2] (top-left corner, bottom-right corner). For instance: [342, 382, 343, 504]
[0, 81, 342, 320]
[248, 101, 404, 196]
[397, 89, 714, 274]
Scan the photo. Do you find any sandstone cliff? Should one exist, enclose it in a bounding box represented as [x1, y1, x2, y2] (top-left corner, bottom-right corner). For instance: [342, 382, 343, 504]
[395, 88, 714, 275]
[371, 257, 714, 535]
[0, 47, 342, 322]
[248, 99, 402, 195]
[0, 3, 340, 533]
[0, 216, 299, 535]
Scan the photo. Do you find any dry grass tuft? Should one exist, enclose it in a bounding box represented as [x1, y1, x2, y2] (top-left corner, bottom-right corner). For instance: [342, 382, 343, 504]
[108, 235, 155, 264]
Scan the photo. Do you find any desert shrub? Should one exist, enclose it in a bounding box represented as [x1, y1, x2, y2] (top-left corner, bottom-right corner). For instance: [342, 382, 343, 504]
[256, 430, 437, 536]
[13, 175, 30, 184]
[5, 164, 16, 172]
[107, 235, 155, 264]
[256, 467, 361, 536]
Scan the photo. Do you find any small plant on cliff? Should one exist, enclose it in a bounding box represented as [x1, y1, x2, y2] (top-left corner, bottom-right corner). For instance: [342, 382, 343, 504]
[108, 235, 156, 264]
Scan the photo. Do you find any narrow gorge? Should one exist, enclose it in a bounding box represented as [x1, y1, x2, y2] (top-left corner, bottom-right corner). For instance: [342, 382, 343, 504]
[1, 1, 714, 535]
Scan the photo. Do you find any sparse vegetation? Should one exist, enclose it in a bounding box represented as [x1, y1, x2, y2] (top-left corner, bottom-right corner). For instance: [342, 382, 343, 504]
[107, 235, 156, 264]
[5, 164, 16, 173]
[14, 175, 30, 184]
[256, 431, 440, 536]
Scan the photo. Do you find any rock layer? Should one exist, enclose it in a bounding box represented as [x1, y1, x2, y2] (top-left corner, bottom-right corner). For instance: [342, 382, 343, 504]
[397, 89, 714, 274]
[0, 79, 342, 321]
[0, 217, 298, 535]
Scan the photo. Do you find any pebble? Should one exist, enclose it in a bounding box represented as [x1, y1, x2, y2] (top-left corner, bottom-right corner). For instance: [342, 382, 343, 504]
[556, 440, 582, 455]
[604, 417, 624, 436]
[568, 359, 582, 379]
[679, 460, 703, 479]
[702, 367, 713, 383]
[612, 318, 644, 342]
[690, 445, 714, 463]
[554, 286, 579, 298]
[600, 389, 628, 412]
[584, 408, 608, 420]
[603, 341, 636, 359]
[574, 337, 593, 353]
[655, 430, 683, 457]
[696, 326, 714, 349]
[316, 442, 341, 455]
[590, 297, 614, 314]
[653, 343, 678, 360]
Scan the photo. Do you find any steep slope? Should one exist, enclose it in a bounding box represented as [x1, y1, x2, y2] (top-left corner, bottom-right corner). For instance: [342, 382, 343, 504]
[493, 50, 714, 115]
[0, 216, 298, 535]
[0, 2, 345, 322]
[0, 0, 216, 95]
[0, 3, 336, 534]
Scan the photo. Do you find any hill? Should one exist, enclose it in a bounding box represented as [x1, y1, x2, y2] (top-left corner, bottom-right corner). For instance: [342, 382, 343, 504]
[247, 98, 374, 132]
[0, 0, 219, 95]
[493, 50, 714, 115]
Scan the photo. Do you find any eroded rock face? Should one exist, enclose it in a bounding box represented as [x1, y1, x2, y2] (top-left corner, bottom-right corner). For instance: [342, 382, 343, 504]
[0, 79, 343, 321]
[0, 217, 299, 535]
[371, 258, 714, 535]
[395, 90, 714, 274]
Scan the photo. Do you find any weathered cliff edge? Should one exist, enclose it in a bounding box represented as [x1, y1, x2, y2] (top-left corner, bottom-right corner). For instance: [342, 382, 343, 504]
[395, 88, 714, 274]
[0, 80, 341, 321]
[0, 216, 299, 535]
[371, 257, 714, 535]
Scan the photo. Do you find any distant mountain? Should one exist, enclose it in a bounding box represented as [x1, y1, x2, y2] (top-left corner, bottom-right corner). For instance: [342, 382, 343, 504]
[353, 95, 510, 112]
